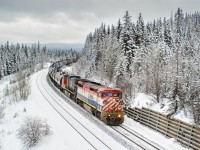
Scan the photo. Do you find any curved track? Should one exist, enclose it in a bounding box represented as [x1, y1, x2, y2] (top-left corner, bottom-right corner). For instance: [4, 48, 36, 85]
[36, 71, 112, 150]
[111, 124, 165, 150]
[43, 69, 166, 150]
[46, 71, 141, 150]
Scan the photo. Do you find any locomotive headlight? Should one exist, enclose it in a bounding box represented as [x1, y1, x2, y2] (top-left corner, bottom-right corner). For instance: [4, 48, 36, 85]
[118, 114, 121, 118]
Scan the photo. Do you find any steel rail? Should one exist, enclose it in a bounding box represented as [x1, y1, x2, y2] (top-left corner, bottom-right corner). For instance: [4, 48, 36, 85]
[37, 71, 112, 150]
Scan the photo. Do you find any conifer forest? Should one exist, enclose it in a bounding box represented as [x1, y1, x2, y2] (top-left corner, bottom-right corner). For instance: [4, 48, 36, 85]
[74, 8, 200, 124]
[0, 42, 79, 79]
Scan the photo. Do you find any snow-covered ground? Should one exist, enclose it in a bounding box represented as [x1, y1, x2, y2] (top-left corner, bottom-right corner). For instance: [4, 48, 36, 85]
[130, 93, 194, 124]
[0, 66, 190, 150]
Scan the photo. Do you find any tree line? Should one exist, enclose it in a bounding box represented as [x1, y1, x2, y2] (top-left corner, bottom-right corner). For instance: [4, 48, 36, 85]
[74, 8, 200, 124]
[0, 41, 80, 80]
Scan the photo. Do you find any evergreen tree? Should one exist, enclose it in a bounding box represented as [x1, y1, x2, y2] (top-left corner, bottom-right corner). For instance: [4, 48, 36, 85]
[136, 13, 145, 46]
[163, 17, 173, 48]
[121, 11, 137, 76]
[116, 19, 122, 40]
[175, 8, 184, 37]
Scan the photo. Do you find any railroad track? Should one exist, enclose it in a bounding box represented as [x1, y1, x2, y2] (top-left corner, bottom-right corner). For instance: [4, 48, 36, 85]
[36, 71, 112, 150]
[111, 124, 166, 150]
[45, 71, 143, 150]
[43, 69, 166, 150]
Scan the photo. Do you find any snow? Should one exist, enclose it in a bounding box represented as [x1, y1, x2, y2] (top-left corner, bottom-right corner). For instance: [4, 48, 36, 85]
[124, 116, 189, 150]
[131, 93, 157, 108]
[61, 65, 73, 74]
[0, 69, 126, 150]
[173, 109, 194, 124]
[130, 93, 194, 125]
[0, 66, 191, 150]
[0, 70, 88, 150]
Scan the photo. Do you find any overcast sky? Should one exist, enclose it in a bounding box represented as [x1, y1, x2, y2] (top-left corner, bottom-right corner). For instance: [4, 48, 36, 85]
[0, 0, 199, 44]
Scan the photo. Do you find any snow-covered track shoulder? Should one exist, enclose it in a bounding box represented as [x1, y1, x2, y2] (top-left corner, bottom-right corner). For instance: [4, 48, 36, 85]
[36, 71, 112, 150]
[45, 68, 161, 150]
[111, 124, 166, 150]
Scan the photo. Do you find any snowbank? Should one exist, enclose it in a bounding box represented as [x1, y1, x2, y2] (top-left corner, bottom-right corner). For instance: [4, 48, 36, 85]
[130, 93, 194, 125]
[131, 93, 157, 108]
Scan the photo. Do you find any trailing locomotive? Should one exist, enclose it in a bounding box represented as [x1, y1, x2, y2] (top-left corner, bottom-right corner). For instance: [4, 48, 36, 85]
[48, 61, 124, 125]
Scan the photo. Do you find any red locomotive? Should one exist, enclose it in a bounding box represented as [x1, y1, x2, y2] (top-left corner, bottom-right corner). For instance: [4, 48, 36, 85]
[49, 61, 124, 125]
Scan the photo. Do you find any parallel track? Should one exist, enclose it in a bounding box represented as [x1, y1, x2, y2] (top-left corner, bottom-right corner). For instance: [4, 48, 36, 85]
[111, 124, 165, 150]
[36, 71, 112, 150]
[46, 68, 167, 150]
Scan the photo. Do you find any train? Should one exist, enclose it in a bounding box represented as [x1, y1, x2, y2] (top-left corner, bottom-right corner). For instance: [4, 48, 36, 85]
[48, 61, 124, 125]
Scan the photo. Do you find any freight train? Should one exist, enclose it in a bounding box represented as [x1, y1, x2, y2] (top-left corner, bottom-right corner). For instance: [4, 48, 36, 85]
[48, 61, 124, 125]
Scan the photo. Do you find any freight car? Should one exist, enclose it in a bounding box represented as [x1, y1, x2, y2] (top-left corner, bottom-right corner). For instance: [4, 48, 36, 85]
[48, 61, 124, 125]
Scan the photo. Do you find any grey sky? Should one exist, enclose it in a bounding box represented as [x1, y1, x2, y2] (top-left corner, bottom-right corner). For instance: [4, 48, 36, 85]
[0, 0, 199, 44]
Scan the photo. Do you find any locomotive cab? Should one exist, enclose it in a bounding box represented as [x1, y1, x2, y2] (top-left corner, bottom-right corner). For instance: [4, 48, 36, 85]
[98, 88, 124, 125]
[75, 79, 124, 125]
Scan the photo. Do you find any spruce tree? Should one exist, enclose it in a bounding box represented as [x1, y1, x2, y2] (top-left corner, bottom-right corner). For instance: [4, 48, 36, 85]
[116, 19, 122, 40]
[163, 17, 173, 48]
[136, 13, 145, 46]
[121, 11, 137, 76]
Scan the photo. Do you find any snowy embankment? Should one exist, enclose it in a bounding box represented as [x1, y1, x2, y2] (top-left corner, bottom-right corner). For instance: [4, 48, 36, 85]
[0, 65, 189, 150]
[0, 69, 76, 150]
[0, 68, 127, 150]
[130, 93, 194, 124]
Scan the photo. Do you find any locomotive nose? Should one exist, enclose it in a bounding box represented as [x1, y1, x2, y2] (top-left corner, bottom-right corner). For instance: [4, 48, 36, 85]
[102, 97, 124, 113]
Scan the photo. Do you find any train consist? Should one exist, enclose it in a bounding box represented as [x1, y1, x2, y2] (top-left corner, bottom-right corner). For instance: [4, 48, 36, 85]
[48, 61, 124, 125]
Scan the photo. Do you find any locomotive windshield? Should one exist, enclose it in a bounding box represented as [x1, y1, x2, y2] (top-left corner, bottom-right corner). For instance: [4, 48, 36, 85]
[102, 92, 122, 98]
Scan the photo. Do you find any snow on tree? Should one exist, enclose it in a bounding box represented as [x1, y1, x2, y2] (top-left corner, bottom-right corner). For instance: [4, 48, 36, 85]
[18, 117, 51, 148]
[163, 17, 173, 48]
[116, 19, 122, 41]
[120, 11, 137, 77]
[74, 8, 200, 123]
[136, 13, 145, 46]
[0, 41, 79, 80]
